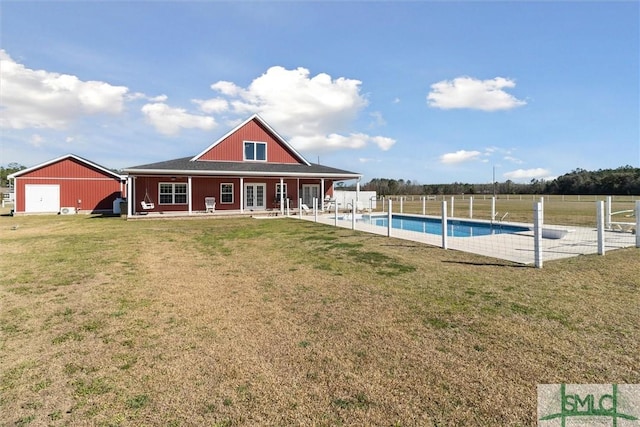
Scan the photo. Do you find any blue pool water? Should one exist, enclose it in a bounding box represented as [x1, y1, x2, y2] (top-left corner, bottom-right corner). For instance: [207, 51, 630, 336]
[359, 214, 530, 237]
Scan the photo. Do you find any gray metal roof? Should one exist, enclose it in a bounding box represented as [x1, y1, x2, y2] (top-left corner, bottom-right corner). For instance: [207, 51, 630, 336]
[124, 157, 361, 179]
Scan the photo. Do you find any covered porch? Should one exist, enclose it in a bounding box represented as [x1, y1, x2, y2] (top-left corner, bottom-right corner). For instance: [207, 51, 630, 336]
[126, 174, 360, 218]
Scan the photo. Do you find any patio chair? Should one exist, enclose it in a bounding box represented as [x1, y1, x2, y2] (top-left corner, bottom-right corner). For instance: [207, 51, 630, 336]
[300, 204, 311, 214]
[205, 197, 216, 213]
[323, 198, 336, 211]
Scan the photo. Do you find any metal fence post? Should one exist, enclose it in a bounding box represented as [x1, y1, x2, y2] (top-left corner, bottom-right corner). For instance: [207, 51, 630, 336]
[491, 197, 496, 223]
[533, 202, 543, 268]
[351, 198, 356, 230]
[400, 196, 404, 214]
[313, 197, 318, 223]
[334, 200, 338, 227]
[422, 196, 426, 216]
[387, 199, 392, 237]
[469, 196, 473, 219]
[636, 201, 640, 248]
[606, 196, 612, 230]
[597, 200, 605, 255]
[441, 201, 448, 250]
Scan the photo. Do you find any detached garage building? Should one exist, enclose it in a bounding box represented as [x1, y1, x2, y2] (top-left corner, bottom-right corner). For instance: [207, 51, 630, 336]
[8, 154, 126, 215]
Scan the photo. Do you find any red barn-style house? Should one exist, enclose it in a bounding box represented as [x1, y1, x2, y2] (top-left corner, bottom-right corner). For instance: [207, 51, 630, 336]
[8, 154, 126, 215]
[123, 115, 361, 217]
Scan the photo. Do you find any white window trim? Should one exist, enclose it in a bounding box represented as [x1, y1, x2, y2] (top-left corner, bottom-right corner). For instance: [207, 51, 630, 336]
[243, 141, 267, 162]
[220, 183, 234, 204]
[159, 182, 188, 205]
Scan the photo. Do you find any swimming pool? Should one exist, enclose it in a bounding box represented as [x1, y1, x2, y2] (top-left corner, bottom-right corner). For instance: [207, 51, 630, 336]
[359, 214, 530, 237]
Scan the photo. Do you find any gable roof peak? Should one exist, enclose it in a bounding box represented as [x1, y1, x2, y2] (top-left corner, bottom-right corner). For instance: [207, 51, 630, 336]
[190, 115, 311, 166]
[8, 153, 124, 180]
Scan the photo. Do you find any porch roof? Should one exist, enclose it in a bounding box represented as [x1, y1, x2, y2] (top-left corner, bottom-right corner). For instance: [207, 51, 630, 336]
[124, 157, 362, 180]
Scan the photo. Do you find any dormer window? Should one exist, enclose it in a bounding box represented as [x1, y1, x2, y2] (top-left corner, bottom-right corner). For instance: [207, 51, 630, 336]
[244, 141, 267, 161]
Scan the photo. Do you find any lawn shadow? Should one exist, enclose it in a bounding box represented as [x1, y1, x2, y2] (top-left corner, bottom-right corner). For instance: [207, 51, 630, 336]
[86, 214, 123, 219]
[441, 260, 530, 269]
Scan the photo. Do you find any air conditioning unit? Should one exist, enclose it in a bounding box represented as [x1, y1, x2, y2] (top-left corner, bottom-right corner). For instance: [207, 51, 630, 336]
[60, 207, 76, 215]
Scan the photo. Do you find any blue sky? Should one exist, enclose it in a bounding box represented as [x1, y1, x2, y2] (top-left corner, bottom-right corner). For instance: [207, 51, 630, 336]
[1, 1, 638, 184]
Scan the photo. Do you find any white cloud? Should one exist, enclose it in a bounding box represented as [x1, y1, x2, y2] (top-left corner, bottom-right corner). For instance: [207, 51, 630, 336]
[290, 133, 395, 152]
[127, 93, 167, 103]
[440, 150, 482, 164]
[369, 111, 386, 127]
[359, 158, 380, 163]
[370, 136, 395, 151]
[427, 76, 526, 111]
[504, 155, 524, 164]
[504, 168, 551, 181]
[0, 49, 129, 129]
[30, 134, 44, 147]
[141, 103, 216, 136]
[199, 66, 395, 152]
[192, 97, 229, 114]
[290, 133, 368, 151]
[210, 81, 243, 97]
[149, 94, 168, 103]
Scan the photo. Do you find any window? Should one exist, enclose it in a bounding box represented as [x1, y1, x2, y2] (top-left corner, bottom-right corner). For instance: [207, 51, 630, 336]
[159, 183, 187, 204]
[244, 141, 267, 161]
[275, 183, 288, 200]
[220, 183, 233, 204]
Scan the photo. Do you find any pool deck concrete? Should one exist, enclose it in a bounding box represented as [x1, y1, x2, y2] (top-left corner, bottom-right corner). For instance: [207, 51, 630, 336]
[302, 214, 637, 265]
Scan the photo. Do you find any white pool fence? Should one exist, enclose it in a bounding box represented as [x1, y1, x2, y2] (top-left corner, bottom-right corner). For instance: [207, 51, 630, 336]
[292, 196, 639, 268]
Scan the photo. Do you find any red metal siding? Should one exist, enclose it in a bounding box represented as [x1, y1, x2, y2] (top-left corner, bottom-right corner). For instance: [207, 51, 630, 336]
[22, 158, 116, 179]
[197, 119, 302, 164]
[191, 177, 236, 210]
[134, 177, 243, 212]
[14, 177, 122, 213]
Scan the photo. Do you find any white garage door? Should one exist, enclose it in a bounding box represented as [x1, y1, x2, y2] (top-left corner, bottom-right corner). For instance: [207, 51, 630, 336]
[25, 184, 60, 213]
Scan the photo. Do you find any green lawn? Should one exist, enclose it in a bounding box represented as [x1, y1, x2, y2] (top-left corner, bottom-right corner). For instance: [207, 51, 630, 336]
[1, 213, 638, 426]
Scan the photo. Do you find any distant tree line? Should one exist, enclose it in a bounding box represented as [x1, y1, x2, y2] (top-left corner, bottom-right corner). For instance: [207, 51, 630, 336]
[1, 163, 26, 187]
[343, 166, 640, 196]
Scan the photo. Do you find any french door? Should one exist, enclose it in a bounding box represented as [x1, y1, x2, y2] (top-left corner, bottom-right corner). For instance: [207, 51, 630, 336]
[244, 183, 266, 210]
[302, 184, 320, 207]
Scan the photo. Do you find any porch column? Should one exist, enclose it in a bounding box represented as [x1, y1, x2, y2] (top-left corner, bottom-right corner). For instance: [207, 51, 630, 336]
[239, 177, 244, 213]
[320, 178, 325, 212]
[280, 177, 284, 215]
[127, 176, 134, 217]
[188, 176, 193, 215]
[356, 178, 361, 203]
[296, 178, 300, 209]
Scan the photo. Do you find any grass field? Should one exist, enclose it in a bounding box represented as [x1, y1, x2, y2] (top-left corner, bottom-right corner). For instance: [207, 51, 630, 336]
[1, 211, 639, 426]
[377, 195, 638, 227]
